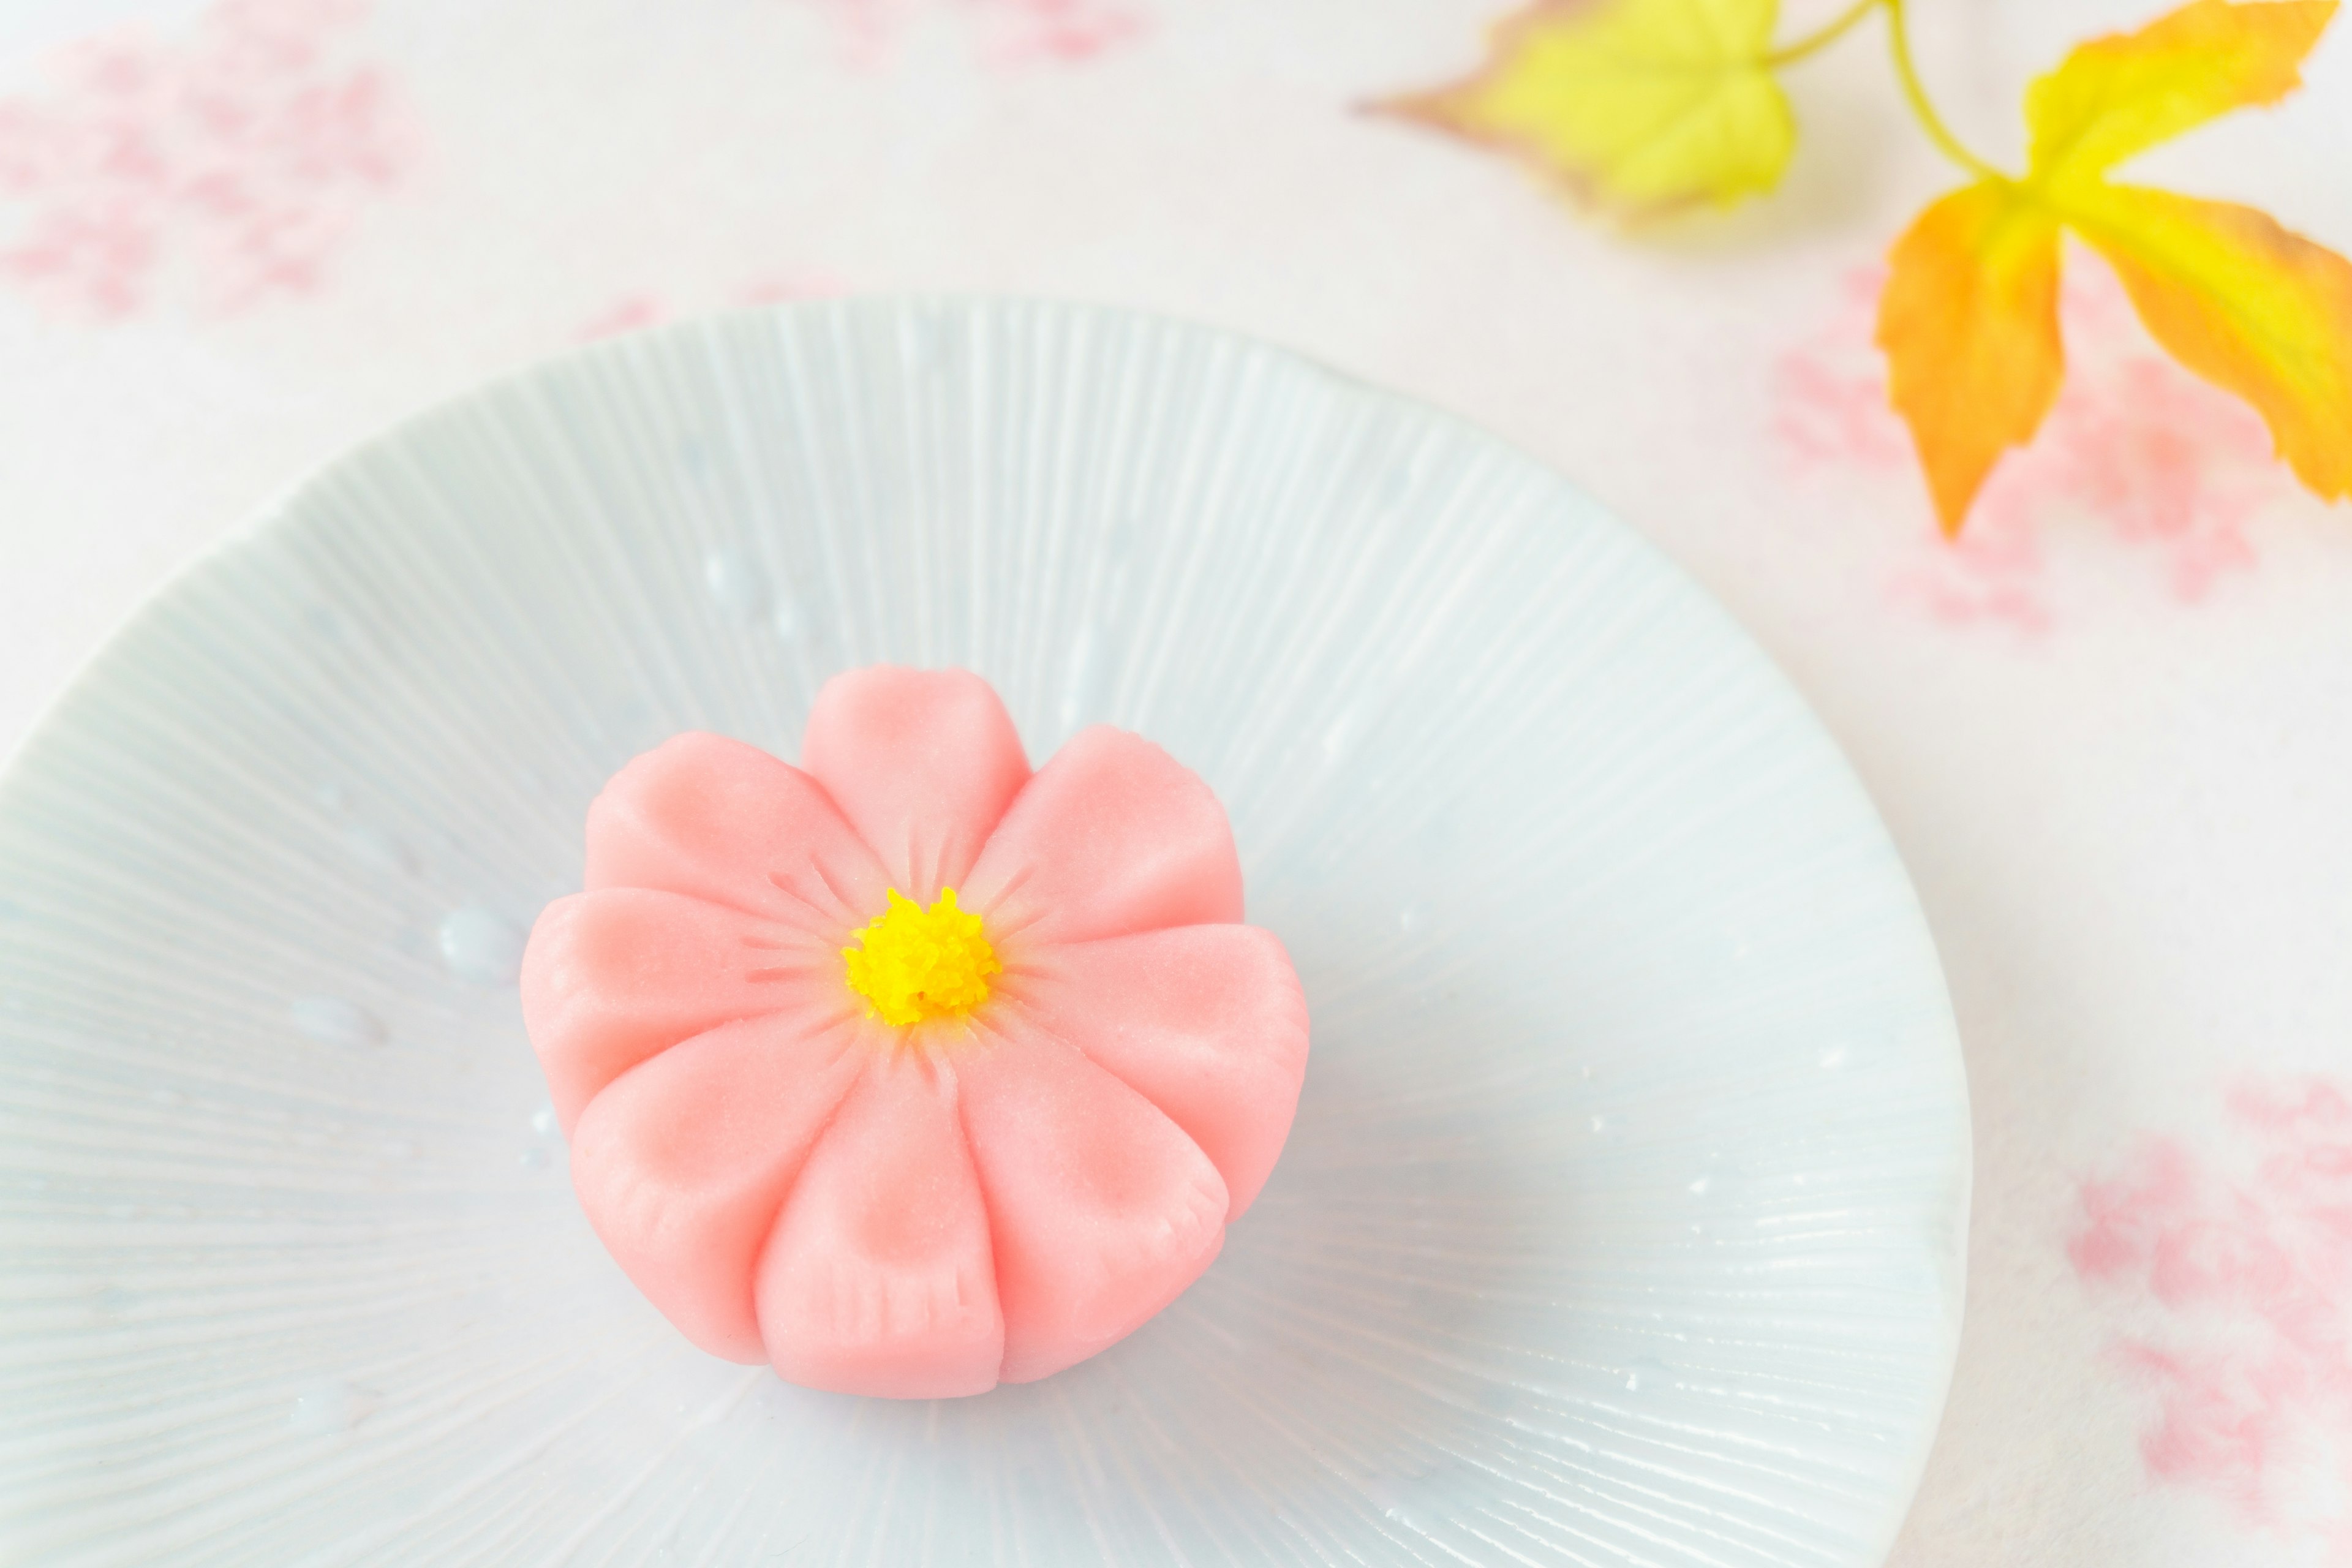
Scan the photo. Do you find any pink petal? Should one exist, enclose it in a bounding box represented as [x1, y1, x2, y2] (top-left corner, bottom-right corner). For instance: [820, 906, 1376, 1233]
[1012, 925, 1308, 1220]
[570, 1012, 869, 1363]
[755, 1047, 1005, 1398]
[957, 1019, 1229, 1384]
[963, 727, 1241, 948]
[522, 888, 846, 1133]
[801, 666, 1031, 896]
[585, 731, 889, 936]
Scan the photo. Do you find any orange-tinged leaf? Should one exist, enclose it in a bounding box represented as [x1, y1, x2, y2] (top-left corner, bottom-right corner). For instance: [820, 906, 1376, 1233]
[1384, 0, 1795, 221]
[2067, 183, 2352, 500]
[1877, 181, 2067, 534]
[2027, 0, 2337, 184]
[1884, 0, 2348, 533]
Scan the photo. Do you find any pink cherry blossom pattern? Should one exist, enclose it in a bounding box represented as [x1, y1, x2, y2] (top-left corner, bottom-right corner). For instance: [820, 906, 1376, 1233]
[571, 272, 850, 344]
[796, 0, 1146, 70]
[522, 667, 1309, 1396]
[0, 0, 416, 321]
[1774, 259, 2300, 633]
[2071, 1077, 2352, 1551]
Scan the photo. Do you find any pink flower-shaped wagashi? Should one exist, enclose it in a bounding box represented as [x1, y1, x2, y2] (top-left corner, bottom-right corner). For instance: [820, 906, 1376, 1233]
[521, 668, 1310, 1397]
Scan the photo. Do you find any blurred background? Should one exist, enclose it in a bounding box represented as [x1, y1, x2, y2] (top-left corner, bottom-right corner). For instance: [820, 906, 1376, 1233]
[2, 1, 2350, 1561]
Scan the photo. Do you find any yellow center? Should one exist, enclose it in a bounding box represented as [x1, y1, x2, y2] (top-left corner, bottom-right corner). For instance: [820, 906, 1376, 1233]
[842, 887, 1001, 1028]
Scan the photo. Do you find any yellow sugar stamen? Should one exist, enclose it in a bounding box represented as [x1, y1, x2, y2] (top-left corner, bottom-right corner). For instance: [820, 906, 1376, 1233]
[841, 887, 1000, 1028]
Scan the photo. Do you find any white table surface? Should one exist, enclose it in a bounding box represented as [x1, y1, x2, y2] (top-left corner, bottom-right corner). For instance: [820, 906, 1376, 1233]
[4, 1, 2350, 1562]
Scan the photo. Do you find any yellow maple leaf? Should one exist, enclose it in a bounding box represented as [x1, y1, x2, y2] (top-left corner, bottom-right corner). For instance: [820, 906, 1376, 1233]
[2069, 185, 2352, 501]
[1382, 0, 1796, 221]
[2025, 0, 2334, 184]
[1877, 184, 2065, 530]
[1880, 0, 2350, 533]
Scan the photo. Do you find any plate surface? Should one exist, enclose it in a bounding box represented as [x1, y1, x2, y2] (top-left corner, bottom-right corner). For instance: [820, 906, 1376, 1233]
[0, 300, 1968, 1567]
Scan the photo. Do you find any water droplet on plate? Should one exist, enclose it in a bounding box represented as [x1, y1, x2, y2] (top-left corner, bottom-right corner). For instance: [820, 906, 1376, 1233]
[1687, 1159, 1747, 1208]
[290, 997, 386, 1050]
[1623, 1356, 1670, 1393]
[530, 1106, 556, 1137]
[288, 1379, 376, 1436]
[771, 596, 805, 641]
[519, 1145, 551, 1169]
[704, 551, 771, 624]
[439, 909, 525, 987]
[1818, 1044, 1850, 1069]
[1362, 1476, 1413, 1528]
[1589, 1113, 1619, 1137]
[342, 824, 415, 876]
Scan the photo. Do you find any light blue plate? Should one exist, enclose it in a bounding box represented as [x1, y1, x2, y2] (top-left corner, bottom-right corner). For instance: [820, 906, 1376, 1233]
[0, 299, 1968, 1567]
